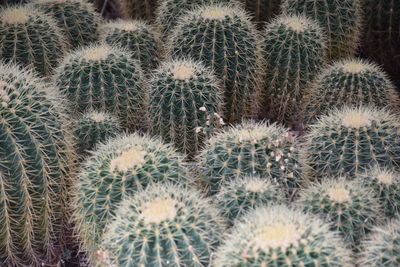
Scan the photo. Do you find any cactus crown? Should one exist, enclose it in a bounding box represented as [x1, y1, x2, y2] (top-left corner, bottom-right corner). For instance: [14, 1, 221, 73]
[1, 6, 31, 24]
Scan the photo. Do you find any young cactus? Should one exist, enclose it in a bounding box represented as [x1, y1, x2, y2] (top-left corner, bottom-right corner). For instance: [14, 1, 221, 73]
[240, 0, 281, 24]
[99, 183, 225, 267]
[0, 63, 73, 266]
[0, 5, 66, 76]
[55, 44, 149, 130]
[168, 3, 264, 123]
[215, 205, 352, 266]
[303, 59, 399, 123]
[262, 15, 326, 124]
[120, 0, 157, 20]
[304, 106, 400, 179]
[150, 58, 223, 157]
[282, 0, 362, 60]
[72, 133, 188, 256]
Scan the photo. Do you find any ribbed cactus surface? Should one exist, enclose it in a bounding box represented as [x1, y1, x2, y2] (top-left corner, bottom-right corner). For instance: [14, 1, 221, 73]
[121, 0, 158, 20]
[240, 0, 281, 24]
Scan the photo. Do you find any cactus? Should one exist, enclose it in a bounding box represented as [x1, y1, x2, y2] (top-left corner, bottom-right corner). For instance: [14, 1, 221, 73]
[168, 3, 264, 123]
[120, 0, 157, 20]
[215, 205, 352, 266]
[240, 0, 281, 24]
[262, 15, 326, 124]
[216, 175, 285, 224]
[100, 19, 160, 72]
[74, 111, 122, 155]
[55, 44, 149, 130]
[149, 58, 223, 157]
[0, 63, 73, 266]
[281, 0, 362, 60]
[297, 178, 381, 246]
[304, 106, 400, 179]
[0, 5, 66, 76]
[198, 121, 303, 195]
[72, 133, 188, 256]
[98, 183, 225, 267]
[33, 0, 100, 49]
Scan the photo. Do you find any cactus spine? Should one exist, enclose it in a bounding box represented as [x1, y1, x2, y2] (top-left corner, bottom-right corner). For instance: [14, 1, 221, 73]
[120, 0, 157, 20]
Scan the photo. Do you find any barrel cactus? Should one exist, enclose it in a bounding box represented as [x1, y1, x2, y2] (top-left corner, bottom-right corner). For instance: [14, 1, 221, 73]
[0, 63, 73, 266]
[99, 183, 225, 267]
[282, 0, 362, 60]
[240, 0, 281, 24]
[168, 3, 264, 123]
[0, 5, 66, 76]
[120, 0, 157, 20]
[215, 205, 352, 266]
[55, 44, 149, 130]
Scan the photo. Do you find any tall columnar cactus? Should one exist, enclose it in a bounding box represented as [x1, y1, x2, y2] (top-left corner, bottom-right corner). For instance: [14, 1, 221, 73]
[168, 3, 264, 123]
[297, 178, 381, 246]
[0, 5, 66, 76]
[262, 15, 326, 124]
[150, 59, 223, 157]
[215, 205, 352, 266]
[303, 59, 399, 123]
[120, 0, 157, 20]
[282, 0, 362, 60]
[55, 44, 149, 130]
[99, 183, 225, 267]
[240, 0, 281, 24]
[99, 19, 160, 72]
[304, 106, 400, 179]
[0, 63, 73, 266]
[72, 133, 188, 256]
[33, 0, 100, 49]
[198, 121, 303, 195]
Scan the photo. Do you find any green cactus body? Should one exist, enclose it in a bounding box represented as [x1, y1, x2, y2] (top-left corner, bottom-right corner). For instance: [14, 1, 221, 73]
[74, 111, 122, 155]
[215, 205, 352, 266]
[99, 183, 225, 267]
[303, 59, 399, 123]
[120, 0, 157, 20]
[282, 0, 361, 60]
[55, 44, 149, 130]
[240, 0, 281, 24]
[262, 15, 326, 124]
[297, 178, 381, 246]
[150, 59, 223, 157]
[33, 0, 100, 49]
[73, 133, 188, 256]
[100, 20, 160, 72]
[304, 106, 400, 179]
[0, 63, 73, 266]
[198, 121, 302, 195]
[168, 3, 264, 123]
[0, 6, 66, 76]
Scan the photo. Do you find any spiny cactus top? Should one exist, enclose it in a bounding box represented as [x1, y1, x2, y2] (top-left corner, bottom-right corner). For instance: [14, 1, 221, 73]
[150, 58, 223, 157]
[303, 59, 399, 123]
[55, 44, 149, 130]
[214, 205, 352, 267]
[282, 0, 361, 60]
[0, 5, 66, 76]
[72, 133, 188, 255]
[304, 106, 400, 179]
[33, 0, 100, 49]
[0, 63, 73, 266]
[120, 0, 157, 20]
[169, 3, 264, 123]
[198, 121, 303, 195]
[99, 19, 160, 71]
[240, 0, 281, 24]
[99, 183, 225, 267]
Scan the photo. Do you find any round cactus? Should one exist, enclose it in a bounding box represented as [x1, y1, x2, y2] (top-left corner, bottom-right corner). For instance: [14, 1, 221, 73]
[99, 19, 160, 72]
[303, 59, 399, 123]
[54, 44, 149, 130]
[0, 5, 66, 76]
[297, 178, 381, 246]
[168, 3, 264, 123]
[74, 111, 122, 155]
[281, 0, 362, 60]
[33, 0, 100, 49]
[0, 63, 73, 266]
[99, 183, 225, 267]
[198, 121, 303, 195]
[262, 14, 326, 124]
[150, 58, 223, 157]
[304, 106, 400, 179]
[72, 133, 188, 255]
[120, 0, 157, 20]
[214, 205, 352, 266]
[240, 0, 281, 24]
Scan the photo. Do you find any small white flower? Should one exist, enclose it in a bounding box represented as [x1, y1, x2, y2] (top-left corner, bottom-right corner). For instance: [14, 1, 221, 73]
[199, 106, 206, 111]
